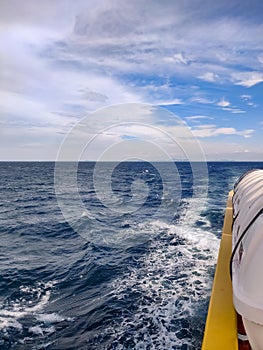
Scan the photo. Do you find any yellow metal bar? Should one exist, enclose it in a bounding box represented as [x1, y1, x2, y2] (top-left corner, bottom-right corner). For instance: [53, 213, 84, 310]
[202, 191, 238, 350]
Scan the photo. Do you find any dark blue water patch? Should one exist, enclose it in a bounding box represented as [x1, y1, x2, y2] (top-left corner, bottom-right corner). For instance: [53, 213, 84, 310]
[77, 161, 165, 216]
[1, 161, 263, 349]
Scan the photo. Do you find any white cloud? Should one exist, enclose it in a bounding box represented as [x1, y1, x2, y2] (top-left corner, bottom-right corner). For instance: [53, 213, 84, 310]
[192, 124, 254, 138]
[232, 71, 263, 87]
[240, 94, 257, 107]
[6, 2, 256, 84]
[1, 2, 263, 96]
[185, 115, 214, 121]
[164, 53, 189, 65]
[241, 94, 251, 100]
[222, 107, 245, 114]
[1, 1, 263, 83]
[258, 53, 263, 64]
[157, 98, 184, 106]
[198, 72, 218, 82]
[0, 1, 263, 160]
[199, 140, 263, 161]
[189, 97, 215, 104]
[217, 98, 230, 107]
[51, 103, 208, 162]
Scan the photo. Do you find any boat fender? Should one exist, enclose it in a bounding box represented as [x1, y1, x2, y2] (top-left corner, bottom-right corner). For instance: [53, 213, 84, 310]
[237, 312, 251, 350]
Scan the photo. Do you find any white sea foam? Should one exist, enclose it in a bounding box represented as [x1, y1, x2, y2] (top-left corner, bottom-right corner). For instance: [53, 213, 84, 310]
[81, 209, 96, 219]
[0, 281, 54, 331]
[28, 325, 44, 336]
[0, 279, 73, 346]
[107, 210, 220, 348]
[28, 324, 56, 336]
[0, 279, 76, 349]
[0, 318, 23, 332]
[36, 313, 73, 323]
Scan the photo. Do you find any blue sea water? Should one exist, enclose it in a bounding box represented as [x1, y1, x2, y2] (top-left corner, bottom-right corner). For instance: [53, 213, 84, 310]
[1, 161, 263, 350]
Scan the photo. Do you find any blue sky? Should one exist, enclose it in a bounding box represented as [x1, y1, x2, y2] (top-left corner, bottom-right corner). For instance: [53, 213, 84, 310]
[1, 0, 263, 161]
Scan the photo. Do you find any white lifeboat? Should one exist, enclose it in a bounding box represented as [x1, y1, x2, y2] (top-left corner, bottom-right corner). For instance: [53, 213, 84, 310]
[232, 169, 263, 350]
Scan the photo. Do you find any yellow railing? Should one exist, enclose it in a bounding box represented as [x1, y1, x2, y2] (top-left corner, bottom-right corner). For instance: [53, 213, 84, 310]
[202, 191, 238, 350]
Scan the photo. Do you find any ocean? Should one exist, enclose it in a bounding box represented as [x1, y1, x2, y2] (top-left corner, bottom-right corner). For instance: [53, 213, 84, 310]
[1, 161, 263, 350]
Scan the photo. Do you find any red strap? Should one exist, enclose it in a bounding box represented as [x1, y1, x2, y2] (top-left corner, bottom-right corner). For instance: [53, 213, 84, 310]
[237, 312, 252, 350]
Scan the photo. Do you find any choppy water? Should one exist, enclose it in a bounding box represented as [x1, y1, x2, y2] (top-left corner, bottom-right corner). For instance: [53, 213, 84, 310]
[1, 161, 263, 350]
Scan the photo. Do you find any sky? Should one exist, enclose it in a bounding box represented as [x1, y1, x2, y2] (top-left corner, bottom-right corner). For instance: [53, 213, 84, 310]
[1, 0, 263, 161]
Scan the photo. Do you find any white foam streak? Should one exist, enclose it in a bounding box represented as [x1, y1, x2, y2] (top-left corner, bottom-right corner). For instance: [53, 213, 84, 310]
[36, 313, 73, 323]
[107, 215, 220, 348]
[0, 279, 74, 341]
[0, 285, 52, 328]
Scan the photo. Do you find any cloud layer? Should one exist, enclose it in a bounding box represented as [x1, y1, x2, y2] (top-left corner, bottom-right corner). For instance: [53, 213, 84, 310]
[1, 0, 263, 160]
